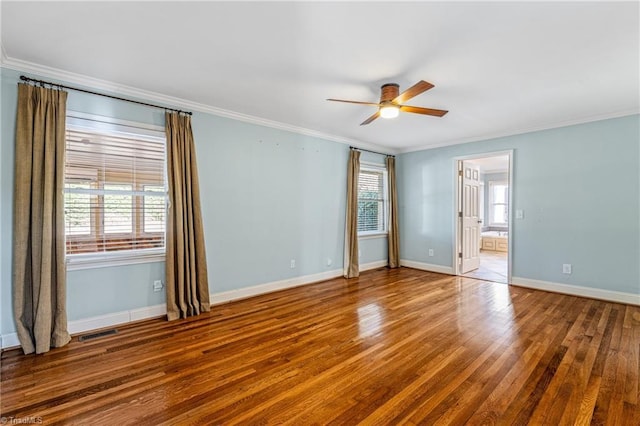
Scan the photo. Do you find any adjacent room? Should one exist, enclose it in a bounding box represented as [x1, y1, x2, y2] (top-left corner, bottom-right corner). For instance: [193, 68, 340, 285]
[459, 154, 511, 284]
[1, 2, 638, 424]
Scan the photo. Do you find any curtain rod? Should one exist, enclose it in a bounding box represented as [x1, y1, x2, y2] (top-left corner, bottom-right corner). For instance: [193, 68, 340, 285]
[19, 75, 192, 116]
[350, 146, 395, 157]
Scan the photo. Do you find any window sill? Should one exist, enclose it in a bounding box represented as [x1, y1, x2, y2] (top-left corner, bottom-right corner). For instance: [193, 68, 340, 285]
[66, 248, 165, 271]
[358, 232, 388, 240]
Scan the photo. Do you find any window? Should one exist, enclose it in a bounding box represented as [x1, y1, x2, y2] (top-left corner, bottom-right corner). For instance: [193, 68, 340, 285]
[142, 185, 166, 233]
[357, 165, 388, 235]
[64, 113, 167, 268]
[488, 181, 508, 226]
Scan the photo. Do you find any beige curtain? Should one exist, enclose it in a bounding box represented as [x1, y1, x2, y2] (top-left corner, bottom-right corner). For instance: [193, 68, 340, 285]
[165, 112, 211, 321]
[13, 83, 71, 354]
[386, 156, 400, 268]
[344, 149, 360, 278]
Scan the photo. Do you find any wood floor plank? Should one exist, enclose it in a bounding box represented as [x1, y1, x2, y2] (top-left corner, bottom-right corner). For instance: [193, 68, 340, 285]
[528, 299, 597, 424]
[1, 267, 638, 424]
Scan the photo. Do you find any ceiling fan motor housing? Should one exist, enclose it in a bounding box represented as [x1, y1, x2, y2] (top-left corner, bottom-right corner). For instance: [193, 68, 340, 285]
[380, 83, 400, 103]
[326, 80, 447, 125]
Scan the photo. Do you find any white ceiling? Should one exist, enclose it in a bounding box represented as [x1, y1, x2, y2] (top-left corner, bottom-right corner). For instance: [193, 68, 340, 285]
[2, 2, 638, 153]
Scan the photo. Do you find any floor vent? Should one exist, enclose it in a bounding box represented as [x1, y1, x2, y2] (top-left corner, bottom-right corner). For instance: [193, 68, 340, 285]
[78, 329, 118, 342]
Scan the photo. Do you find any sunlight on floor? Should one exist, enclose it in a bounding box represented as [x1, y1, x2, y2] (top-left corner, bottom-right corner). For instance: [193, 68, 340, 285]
[357, 303, 385, 339]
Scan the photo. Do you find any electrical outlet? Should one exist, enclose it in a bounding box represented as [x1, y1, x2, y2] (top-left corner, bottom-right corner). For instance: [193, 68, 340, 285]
[327, 258, 332, 266]
[428, 249, 434, 257]
[290, 259, 296, 269]
[153, 280, 163, 292]
[562, 264, 572, 274]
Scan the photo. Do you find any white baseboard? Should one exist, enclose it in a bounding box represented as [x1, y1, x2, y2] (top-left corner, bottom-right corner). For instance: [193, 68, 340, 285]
[511, 276, 640, 306]
[67, 311, 131, 335]
[210, 268, 344, 305]
[400, 259, 454, 275]
[360, 260, 389, 272]
[1, 304, 167, 350]
[130, 304, 167, 322]
[1, 333, 20, 349]
[209, 261, 389, 306]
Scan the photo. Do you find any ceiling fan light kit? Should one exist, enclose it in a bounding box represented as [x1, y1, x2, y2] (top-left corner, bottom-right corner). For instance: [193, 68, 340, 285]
[380, 104, 400, 118]
[327, 80, 448, 125]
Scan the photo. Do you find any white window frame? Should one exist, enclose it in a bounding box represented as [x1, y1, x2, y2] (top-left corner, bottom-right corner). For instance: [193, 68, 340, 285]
[357, 162, 389, 238]
[488, 180, 509, 227]
[65, 112, 167, 271]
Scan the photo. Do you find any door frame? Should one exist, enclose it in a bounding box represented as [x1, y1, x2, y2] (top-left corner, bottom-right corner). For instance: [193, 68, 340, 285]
[453, 150, 514, 283]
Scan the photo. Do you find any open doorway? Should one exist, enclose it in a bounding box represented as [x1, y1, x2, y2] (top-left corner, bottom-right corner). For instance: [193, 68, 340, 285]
[454, 152, 512, 284]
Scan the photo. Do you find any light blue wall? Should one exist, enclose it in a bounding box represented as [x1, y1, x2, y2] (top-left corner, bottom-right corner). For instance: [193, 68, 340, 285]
[0, 69, 4, 336]
[66, 264, 166, 320]
[1, 68, 16, 336]
[192, 113, 349, 292]
[0, 68, 388, 335]
[397, 114, 640, 295]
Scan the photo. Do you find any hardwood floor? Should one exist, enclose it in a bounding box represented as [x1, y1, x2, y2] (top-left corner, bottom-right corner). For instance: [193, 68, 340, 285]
[462, 250, 508, 284]
[2, 267, 639, 425]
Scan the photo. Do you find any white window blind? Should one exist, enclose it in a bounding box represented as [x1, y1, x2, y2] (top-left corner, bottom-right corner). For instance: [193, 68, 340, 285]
[357, 168, 387, 233]
[64, 124, 167, 256]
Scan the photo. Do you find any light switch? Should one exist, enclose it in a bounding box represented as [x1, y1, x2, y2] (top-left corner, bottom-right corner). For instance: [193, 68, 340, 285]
[515, 209, 524, 219]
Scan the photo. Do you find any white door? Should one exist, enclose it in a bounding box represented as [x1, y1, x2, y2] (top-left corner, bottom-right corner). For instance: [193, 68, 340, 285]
[461, 161, 481, 273]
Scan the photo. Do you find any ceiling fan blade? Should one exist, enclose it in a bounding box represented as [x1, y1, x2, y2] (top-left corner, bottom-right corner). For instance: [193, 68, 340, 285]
[326, 98, 381, 107]
[393, 80, 434, 104]
[400, 105, 448, 117]
[360, 111, 380, 125]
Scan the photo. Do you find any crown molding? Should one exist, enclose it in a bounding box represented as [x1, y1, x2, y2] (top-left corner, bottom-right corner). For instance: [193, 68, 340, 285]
[0, 55, 397, 155]
[3, 54, 635, 157]
[398, 109, 640, 154]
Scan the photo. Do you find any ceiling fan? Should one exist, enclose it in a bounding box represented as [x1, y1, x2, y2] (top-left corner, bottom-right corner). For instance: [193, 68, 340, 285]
[327, 80, 448, 125]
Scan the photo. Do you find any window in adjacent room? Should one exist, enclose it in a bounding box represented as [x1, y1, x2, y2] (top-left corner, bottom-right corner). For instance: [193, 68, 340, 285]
[357, 164, 388, 235]
[488, 181, 509, 226]
[63, 113, 167, 269]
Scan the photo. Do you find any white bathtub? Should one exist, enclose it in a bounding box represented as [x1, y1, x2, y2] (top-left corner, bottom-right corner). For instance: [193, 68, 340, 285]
[481, 231, 508, 238]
